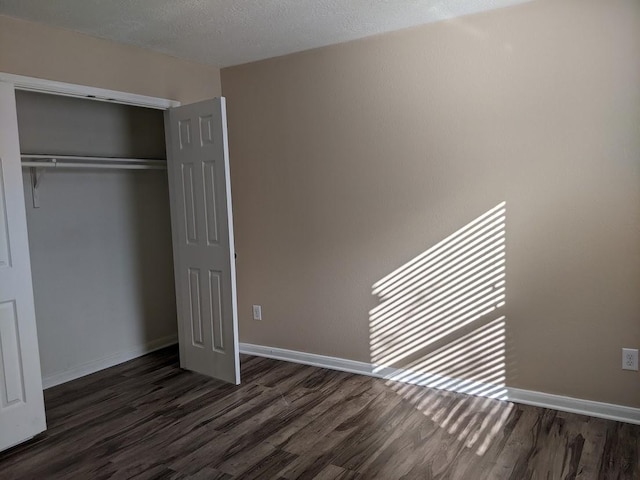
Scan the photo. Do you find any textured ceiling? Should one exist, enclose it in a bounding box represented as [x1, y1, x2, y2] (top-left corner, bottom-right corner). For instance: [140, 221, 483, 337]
[0, 0, 529, 67]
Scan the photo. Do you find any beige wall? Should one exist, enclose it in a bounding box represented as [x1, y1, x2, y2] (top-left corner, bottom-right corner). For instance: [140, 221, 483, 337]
[0, 14, 220, 102]
[222, 0, 640, 407]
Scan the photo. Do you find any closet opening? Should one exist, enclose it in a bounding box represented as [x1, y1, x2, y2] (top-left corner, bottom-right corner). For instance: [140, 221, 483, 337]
[15, 90, 179, 390]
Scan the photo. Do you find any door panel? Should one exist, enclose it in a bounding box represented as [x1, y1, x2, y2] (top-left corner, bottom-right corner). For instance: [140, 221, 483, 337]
[0, 82, 46, 451]
[0, 301, 25, 407]
[0, 165, 9, 267]
[166, 98, 240, 384]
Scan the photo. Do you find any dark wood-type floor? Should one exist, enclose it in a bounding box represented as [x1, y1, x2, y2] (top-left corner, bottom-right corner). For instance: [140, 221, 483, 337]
[0, 347, 638, 479]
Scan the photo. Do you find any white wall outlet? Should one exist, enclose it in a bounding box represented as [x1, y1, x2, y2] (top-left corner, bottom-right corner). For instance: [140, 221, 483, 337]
[622, 348, 638, 371]
[252, 305, 262, 321]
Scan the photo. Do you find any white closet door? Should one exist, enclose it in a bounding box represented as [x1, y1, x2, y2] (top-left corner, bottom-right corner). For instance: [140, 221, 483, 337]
[165, 98, 240, 384]
[0, 82, 46, 451]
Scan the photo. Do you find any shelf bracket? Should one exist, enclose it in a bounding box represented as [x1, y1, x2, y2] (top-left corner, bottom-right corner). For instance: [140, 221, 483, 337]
[30, 166, 44, 208]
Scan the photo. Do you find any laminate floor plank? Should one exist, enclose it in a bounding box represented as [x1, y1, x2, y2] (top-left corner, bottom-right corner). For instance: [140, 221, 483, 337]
[169, 467, 234, 480]
[312, 464, 361, 480]
[483, 406, 545, 479]
[574, 417, 608, 480]
[268, 374, 375, 454]
[598, 421, 640, 479]
[0, 346, 637, 479]
[276, 384, 409, 479]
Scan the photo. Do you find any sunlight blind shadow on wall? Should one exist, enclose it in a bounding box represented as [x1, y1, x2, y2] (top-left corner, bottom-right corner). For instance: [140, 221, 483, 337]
[370, 202, 508, 400]
[368, 202, 511, 455]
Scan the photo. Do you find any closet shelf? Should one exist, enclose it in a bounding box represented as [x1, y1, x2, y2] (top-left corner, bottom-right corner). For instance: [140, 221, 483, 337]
[21, 154, 167, 170]
[21, 155, 167, 208]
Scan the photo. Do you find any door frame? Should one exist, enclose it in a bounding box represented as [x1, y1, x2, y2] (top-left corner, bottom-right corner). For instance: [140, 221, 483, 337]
[0, 71, 239, 380]
[0, 73, 180, 109]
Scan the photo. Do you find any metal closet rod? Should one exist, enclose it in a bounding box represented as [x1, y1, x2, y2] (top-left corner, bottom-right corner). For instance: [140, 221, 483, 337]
[21, 154, 167, 170]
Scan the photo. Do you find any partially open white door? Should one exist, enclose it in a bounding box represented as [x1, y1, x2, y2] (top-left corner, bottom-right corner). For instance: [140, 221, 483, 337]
[165, 98, 240, 384]
[0, 82, 46, 451]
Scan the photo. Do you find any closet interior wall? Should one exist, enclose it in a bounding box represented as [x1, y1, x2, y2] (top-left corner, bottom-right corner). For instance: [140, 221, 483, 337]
[16, 91, 177, 387]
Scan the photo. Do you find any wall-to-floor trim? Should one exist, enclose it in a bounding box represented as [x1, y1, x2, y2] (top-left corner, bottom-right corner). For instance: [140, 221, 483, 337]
[240, 342, 375, 376]
[506, 388, 640, 425]
[42, 335, 178, 389]
[239, 342, 640, 426]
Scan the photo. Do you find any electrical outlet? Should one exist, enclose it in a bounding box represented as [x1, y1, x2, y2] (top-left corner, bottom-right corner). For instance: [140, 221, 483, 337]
[252, 305, 262, 321]
[622, 348, 638, 371]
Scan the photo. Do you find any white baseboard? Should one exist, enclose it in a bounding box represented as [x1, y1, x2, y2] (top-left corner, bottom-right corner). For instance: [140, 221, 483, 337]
[239, 342, 640, 426]
[507, 387, 640, 425]
[240, 342, 376, 376]
[42, 335, 178, 389]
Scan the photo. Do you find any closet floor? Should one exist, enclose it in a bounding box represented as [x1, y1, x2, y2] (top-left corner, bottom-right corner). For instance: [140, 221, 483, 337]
[0, 346, 637, 479]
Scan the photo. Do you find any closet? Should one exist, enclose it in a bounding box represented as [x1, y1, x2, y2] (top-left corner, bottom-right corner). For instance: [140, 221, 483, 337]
[16, 91, 177, 389]
[0, 77, 239, 452]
